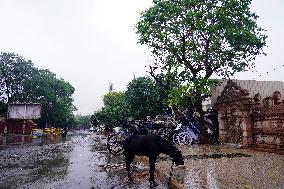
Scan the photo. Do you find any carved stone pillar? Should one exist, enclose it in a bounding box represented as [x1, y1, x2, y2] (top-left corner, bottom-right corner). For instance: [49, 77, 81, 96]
[218, 112, 225, 144]
[241, 112, 254, 146]
[214, 80, 254, 146]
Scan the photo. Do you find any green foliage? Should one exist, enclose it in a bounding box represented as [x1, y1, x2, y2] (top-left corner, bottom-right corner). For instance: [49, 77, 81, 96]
[75, 114, 92, 128]
[136, 0, 267, 83]
[167, 78, 219, 109]
[0, 52, 76, 128]
[95, 92, 129, 129]
[90, 114, 100, 127]
[23, 69, 77, 128]
[167, 85, 191, 108]
[0, 52, 35, 103]
[125, 76, 167, 119]
[93, 76, 168, 129]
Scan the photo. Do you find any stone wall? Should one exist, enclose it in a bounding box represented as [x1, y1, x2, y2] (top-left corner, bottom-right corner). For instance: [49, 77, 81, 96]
[214, 80, 254, 146]
[214, 80, 284, 150]
[252, 105, 284, 149]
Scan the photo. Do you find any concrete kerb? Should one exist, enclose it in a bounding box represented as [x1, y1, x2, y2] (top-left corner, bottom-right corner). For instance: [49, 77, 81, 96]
[138, 156, 185, 189]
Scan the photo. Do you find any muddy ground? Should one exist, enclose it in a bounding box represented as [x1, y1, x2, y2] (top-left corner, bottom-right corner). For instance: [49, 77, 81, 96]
[0, 131, 168, 189]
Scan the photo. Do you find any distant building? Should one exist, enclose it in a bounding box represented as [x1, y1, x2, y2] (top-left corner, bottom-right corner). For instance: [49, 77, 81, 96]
[0, 103, 42, 135]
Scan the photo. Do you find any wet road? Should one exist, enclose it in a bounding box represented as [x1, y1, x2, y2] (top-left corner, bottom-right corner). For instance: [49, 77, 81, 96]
[156, 144, 284, 189]
[0, 131, 168, 189]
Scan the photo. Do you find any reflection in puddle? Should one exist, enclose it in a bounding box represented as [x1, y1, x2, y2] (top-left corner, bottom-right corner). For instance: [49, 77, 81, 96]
[182, 149, 284, 189]
[24, 154, 69, 185]
[0, 133, 169, 189]
[0, 134, 67, 148]
[101, 162, 145, 172]
[1, 144, 70, 188]
[206, 162, 220, 189]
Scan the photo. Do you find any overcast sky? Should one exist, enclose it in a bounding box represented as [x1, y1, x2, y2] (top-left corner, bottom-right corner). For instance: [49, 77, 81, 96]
[0, 0, 283, 115]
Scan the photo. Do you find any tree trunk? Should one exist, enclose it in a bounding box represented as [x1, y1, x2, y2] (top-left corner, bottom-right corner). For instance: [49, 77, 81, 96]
[187, 97, 194, 118]
[195, 90, 209, 144]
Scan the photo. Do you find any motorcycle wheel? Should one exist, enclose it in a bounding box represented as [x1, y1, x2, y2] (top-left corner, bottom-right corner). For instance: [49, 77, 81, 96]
[173, 132, 193, 145]
[107, 134, 124, 155]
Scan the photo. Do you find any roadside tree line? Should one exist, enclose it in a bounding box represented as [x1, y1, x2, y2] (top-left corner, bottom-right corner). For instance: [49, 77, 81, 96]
[0, 52, 76, 128]
[91, 75, 209, 131]
[92, 76, 167, 131]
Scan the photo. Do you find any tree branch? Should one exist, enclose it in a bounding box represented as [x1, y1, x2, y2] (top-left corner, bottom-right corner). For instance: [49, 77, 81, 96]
[204, 37, 213, 79]
[149, 65, 170, 90]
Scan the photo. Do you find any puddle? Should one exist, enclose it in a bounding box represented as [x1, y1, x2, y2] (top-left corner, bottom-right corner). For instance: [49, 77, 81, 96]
[0, 134, 68, 148]
[179, 147, 284, 189]
[0, 132, 170, 189]
[101, 162, 146, 172]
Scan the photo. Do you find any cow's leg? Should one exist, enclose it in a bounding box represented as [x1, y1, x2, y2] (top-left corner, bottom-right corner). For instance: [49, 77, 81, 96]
[149, 155, 159, 187]
[125, 154, 135, 182]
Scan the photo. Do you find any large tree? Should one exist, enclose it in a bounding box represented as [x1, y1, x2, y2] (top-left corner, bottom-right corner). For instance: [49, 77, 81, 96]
[0, 52, 35, 103]
[94, 77, 168, 129]
[95, 92, 129, 129]
[125, 76, 167, 120]
[22, 69, 76, 128]
[136, 0, 267, 142]
[0, 52, 76, 128]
